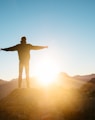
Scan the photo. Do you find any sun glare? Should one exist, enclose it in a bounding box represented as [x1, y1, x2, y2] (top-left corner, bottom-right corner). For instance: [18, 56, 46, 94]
[33, 57, 60, 87]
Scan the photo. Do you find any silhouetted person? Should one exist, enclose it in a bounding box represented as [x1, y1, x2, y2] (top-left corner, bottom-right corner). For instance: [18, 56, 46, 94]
[1, 36, 48, 88]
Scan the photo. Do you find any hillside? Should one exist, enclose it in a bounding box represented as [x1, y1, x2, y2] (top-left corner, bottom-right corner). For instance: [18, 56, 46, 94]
[0, 88, 65, 120]
[0, 72, 90, 100]
[0, 81, 95, 120]
[0, 73, 85, 100]
[0, 85, 89, 120]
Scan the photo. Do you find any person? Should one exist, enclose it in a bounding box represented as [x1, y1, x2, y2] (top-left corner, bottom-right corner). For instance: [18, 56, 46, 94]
[1, 36, 48, 88]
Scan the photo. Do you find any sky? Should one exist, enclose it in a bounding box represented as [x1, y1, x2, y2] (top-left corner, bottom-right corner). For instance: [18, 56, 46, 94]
[0, 0, 95, 80]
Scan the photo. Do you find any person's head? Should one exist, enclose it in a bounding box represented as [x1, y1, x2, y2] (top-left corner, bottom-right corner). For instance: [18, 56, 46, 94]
[20, 36, 27, 44]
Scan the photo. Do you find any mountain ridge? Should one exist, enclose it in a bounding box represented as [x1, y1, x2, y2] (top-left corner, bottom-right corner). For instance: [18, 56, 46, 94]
[0, 72, 95, 100]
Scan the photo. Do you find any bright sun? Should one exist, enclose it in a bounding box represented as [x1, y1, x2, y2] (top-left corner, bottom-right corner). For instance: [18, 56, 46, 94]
[33, 57, 60, 87]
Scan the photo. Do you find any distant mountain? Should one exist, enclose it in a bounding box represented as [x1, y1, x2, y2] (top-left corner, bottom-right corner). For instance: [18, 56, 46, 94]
[56, 72, 85, 89]
[81, 77, 95, 93]
[1, 72, 95, 100]
[88, 78, 95, 84]
[0, 73, 87, 100]
[0, 77, 43, 100]
[0, 79, 7, 85]
[73, 73, 95, 81]
[0, 79, 18, 100]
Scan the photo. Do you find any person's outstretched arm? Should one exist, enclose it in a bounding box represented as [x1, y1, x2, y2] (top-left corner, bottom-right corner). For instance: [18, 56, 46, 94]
[1, 45, 18, 51]
[30, 45, 48, 50]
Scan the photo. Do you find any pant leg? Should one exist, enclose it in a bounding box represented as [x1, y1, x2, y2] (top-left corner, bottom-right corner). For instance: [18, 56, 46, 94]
[18, 61, 23, 88]
[25, 61, 30, 88]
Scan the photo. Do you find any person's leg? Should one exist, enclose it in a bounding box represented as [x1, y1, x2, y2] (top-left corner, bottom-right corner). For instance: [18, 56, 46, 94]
[18, 62, 23, 88]
[25, 61, 30, 88]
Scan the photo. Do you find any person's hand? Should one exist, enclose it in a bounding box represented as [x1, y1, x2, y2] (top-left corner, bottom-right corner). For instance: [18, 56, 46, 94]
[44, 46, 48, 48]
